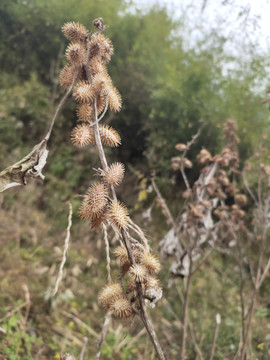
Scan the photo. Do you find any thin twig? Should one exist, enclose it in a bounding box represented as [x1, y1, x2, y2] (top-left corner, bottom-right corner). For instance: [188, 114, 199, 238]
[52, 202, 73, 297]
[45, 69, 78, 141]
[95, 312, 112, 360]
[209, 314, 221, 360]
[151, 176, 177, 230]
[80, 337, 88, 360]
[102, 223, 112, 283]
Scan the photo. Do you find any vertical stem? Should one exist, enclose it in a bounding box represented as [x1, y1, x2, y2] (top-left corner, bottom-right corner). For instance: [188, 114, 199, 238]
[121, 230, 166, 360]
[180, 256, 193, 360]
[83, 43, 165, 360]
[209, 316, 221, 360]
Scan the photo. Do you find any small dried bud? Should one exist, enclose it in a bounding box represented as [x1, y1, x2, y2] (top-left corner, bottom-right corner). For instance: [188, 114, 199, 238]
[197, 149, 212, 165]
[98, 282, 123, 310]
[71, 124, 94, 147]
[183, 158, 193, 169]
[182, 189, 192, 199]
[104, 162, 125, 187]
[108, 201, 129, 230]
[175, 143, 187, 151]
[129, 264, 147, 283]
[171, 157, 181, 171]
[111, 297, 133, 319]
[235, 194, 247, 206]
[93, 18, 104, 30]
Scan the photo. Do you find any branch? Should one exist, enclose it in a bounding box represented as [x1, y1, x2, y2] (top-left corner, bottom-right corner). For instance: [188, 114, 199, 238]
[0, 71, 78, 193]
[52, 202, 73, 297]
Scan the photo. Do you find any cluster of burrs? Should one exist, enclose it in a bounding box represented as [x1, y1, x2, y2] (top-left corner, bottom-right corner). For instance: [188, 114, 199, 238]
[59, 20, 162, 319]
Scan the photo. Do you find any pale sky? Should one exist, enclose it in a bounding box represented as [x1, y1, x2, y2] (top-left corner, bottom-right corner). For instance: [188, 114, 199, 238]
[132, 0, 270, 54]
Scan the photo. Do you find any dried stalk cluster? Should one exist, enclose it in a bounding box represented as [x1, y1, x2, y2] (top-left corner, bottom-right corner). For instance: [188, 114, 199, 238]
[59, 20, 164, 358]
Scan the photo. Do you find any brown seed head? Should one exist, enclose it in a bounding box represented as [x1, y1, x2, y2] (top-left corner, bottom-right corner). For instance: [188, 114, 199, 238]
[89, 33, 114, 62]
[129, 264, 147, 283]
[79, 183, 108, 219]
[89, 58, 107, 77]
[104, 162, 125, 187]
[76, 103, 93, 122]
[90, 208, 108, 228]
[175, 143, 187, 151]
[73, 82, 94, 103]
[98, 282, 123, 310]
[71, 124, 94, 147]
[108, 86, 122, 112]
[59, 64, 78, 89]
[141, 252, 161, 275]
[108, 201, 129, 230]
[92, 72, 112, 95]
[111, 297, 133, 319]
[144, 276, 160, 289]
[183, 158, 193, 168]
[65, 42, 86, 65]
[99, 125, 121, 147]
[62, 22, 89, 43]
[114, 246, 128, 261]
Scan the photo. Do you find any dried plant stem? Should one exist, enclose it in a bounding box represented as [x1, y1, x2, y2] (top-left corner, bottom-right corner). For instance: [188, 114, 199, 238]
[80, 337, 88, 360]
[102, 223, 112, 283]
[151, 176, 177, 230]
[82, 49, 165, 359]
[52, 202, 73, 297]
[209, 315, 221, 360]
[95, 311, 112, 360]
[180, 256, 193, 360]
[121, 230, 165, 360]
[45, 68, 78, 141]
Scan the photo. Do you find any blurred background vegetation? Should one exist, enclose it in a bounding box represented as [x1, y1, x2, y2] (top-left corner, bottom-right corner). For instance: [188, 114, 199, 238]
[0, 0, 270, 359]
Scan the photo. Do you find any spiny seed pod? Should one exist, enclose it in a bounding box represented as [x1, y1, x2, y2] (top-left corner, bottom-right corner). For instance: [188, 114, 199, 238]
[111, 297, 133, 319]
[73, 82, 94, 103]
[76, 103, 93, 122]
[114, 245, 128, 261]
[98, 282, 123, 310]
[96, 93, 107, 114]
[108, 86, 122, 112]
[127, 278, 137, 293]
[99, 125, 121, 147]
[89, 33, 114, 62]
[92, 72, 112, 95]
[141, 252, 161, 275]
[71, 124, 94, 147]
[90, 208, 108, 228]
[65, 43, 86, 65]
[108, 201, 129, 230]
[59, 64, 78, 89]
[89, 59, 107, 77]
[79, 183, 108, 219]
[62, 22, 89, 43]
[129, 264, 147, 283]
[104, 162, 125, 187]
[144, 276, 160, 289]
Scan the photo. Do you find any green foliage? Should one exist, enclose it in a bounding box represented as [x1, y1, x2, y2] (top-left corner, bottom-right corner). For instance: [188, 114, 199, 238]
[1, 311, 43, 359]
